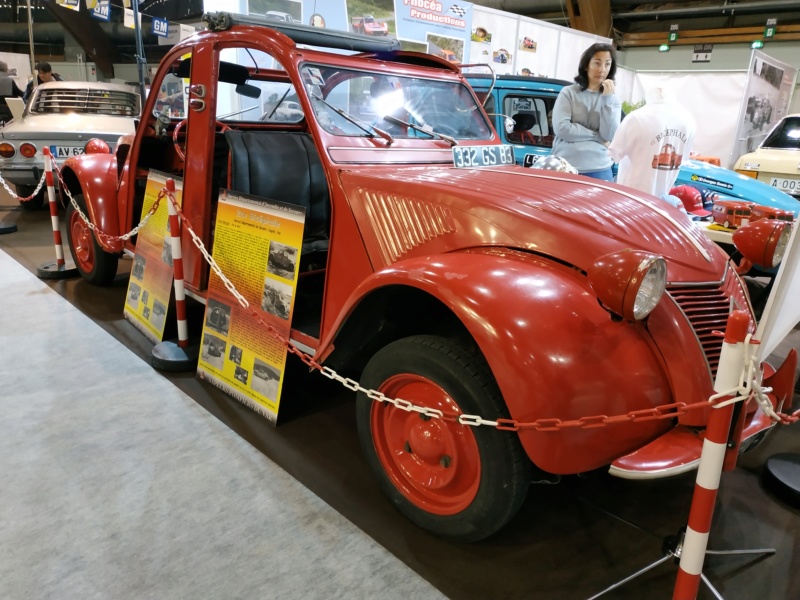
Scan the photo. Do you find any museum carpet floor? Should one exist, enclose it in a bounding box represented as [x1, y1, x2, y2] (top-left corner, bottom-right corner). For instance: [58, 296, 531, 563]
[1, 193, 798, 600]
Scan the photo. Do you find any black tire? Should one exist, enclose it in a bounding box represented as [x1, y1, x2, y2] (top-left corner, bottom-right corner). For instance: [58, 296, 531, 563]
[16, 185, 46, 211]
[65, 193, 119, 285]
[356, 335, 530, 542]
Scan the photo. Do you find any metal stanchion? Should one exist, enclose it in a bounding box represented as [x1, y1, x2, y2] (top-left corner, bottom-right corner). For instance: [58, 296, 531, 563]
[588, 310, 776, 600]
[36, 148, 78, 279]
[152, 179, 199, 371]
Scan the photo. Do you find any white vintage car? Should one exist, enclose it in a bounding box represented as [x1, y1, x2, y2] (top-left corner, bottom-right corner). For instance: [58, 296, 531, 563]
[0, 80, 140, 209]
[734, 113, 800, 200]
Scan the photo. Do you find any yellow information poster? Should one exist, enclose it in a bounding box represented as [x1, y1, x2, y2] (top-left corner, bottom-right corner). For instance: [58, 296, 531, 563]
[123, 170, 183, 343]
[197, 189, 305, 424]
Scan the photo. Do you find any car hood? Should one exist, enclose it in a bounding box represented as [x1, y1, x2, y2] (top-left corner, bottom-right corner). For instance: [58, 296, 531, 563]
[0, 113, 135, 141]
[736, 149, 800, 174]
[340, 165, 727, 282]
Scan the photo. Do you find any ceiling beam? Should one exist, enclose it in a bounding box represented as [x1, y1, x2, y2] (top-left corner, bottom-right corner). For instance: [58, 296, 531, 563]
[44, 0, 120, 77]
[565, 0, 614, 38]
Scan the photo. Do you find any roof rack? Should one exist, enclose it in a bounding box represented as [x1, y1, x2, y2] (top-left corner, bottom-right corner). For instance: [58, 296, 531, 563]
[202, 12, 401, 54]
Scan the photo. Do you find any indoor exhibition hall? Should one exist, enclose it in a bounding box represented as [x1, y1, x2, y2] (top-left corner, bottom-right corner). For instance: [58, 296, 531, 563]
[1, 1, 799, 599]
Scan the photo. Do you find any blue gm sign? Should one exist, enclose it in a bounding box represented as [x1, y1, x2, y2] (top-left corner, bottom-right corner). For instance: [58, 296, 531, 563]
[92, 0, 110, 22]
[153, 17, 169, 37]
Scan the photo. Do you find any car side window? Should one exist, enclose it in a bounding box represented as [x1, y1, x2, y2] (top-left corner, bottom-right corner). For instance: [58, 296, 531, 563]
[503, 95, 555, 149]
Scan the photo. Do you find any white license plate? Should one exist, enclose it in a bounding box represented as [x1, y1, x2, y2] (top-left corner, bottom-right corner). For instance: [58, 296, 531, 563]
[770, 177, 800, 194]
[453, 145, 515, 168]
[50, 145, 85, 158]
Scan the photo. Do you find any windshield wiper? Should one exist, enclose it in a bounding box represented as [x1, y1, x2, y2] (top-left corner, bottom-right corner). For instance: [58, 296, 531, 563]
[310, 93, 395, 145]
[383, 115, 457, 147]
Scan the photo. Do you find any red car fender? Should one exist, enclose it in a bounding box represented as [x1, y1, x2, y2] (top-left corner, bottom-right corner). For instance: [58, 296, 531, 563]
[321, 247, 673, 474]
[61, 154, 123, 253]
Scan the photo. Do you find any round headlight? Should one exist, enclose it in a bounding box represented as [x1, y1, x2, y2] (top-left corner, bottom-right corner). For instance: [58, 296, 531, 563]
[732, 219, 792, 269]
[589, 250, 668, 321]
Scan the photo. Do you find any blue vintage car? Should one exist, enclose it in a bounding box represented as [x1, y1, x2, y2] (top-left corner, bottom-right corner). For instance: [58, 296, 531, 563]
[466, 74, 799, 216]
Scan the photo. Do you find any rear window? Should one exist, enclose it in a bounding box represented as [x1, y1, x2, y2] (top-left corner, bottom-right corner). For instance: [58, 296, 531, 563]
[761, 116, 800, 150]
[31, 88, 140, 116]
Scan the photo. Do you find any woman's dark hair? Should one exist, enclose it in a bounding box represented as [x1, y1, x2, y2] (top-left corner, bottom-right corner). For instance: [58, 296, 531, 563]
[574, 43, 617, 90]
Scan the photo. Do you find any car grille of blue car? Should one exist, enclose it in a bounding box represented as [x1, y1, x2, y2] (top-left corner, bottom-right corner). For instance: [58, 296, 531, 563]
[667, 267, 751, 379]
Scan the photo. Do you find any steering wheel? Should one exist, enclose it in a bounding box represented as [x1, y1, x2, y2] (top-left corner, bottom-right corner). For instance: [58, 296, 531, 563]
[173, 119, 230, 161]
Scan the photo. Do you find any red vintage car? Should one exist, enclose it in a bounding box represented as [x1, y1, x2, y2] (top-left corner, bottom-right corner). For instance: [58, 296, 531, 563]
[59, 12, 794, 542]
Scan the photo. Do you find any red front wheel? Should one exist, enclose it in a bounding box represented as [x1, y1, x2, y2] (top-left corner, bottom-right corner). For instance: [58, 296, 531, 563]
[356, 335, 530, 542]
[65, 193, 118, 285]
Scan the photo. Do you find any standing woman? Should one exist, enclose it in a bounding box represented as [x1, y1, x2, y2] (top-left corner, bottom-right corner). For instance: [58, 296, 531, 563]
[551, 43, 621, 181]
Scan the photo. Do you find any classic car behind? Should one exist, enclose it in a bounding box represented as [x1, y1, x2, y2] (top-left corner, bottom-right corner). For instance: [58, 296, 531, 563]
[57, 13, 794, 542]
[467, 74, 800, 217]
[734, 113, 800, 199]
[0, 80, 140, 209]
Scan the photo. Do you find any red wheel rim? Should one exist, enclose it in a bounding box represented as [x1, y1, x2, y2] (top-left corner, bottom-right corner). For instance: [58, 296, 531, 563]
[371, 374, 481, 515]
[69, 209, 94, 273]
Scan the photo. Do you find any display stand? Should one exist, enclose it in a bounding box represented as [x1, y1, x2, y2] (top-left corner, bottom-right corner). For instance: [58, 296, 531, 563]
[587, 311, 776, 600]
[151, 179, 198, 372]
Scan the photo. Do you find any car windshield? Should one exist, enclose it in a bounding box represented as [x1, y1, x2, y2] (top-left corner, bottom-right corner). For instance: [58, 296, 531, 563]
[761, 116, 800, 150]
[301, 64, 492, 141]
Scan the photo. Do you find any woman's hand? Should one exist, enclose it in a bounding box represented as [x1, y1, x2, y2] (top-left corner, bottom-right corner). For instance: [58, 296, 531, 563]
[600, 79, 616, 96]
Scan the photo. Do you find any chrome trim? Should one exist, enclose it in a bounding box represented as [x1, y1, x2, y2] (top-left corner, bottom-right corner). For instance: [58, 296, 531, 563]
[608, 459, 700, 480]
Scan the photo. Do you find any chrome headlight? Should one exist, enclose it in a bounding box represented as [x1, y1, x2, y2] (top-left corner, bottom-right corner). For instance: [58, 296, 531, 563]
[589, 250, 668, 321]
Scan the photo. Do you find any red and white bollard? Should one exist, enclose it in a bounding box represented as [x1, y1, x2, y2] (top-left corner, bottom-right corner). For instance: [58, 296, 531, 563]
[151, 179, 198, 371]
[673, 310, 751, 600]
[36, 147, 78, 279]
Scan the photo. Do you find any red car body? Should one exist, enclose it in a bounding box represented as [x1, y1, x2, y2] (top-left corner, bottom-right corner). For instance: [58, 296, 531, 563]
[58, 13, 792, 541]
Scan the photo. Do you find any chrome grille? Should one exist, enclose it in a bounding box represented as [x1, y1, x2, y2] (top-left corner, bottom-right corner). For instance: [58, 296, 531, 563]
[32, 88, 140, 116]
[667, 268, 751, 378]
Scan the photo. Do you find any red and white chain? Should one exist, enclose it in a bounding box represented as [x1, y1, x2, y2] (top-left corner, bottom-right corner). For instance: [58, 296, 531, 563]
[52, 178, 800, 431]
[0, 169, 46, 202]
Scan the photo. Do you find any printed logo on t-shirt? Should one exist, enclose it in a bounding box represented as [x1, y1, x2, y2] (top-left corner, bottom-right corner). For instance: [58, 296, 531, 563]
[650, 128, 689, 171]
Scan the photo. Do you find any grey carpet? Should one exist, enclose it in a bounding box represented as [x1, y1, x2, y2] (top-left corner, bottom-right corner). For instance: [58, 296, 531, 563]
[0, 250, 445, 600]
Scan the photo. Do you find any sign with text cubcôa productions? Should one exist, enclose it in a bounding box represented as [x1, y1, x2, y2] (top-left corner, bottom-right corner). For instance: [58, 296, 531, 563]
[123, 170, 183, 343]
[197, 189, 305, 424]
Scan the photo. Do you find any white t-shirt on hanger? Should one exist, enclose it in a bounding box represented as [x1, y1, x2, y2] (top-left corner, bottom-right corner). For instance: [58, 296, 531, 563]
[609, 89, 696, 199]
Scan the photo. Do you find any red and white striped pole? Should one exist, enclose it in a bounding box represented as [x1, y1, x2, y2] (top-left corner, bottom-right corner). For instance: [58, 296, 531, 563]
[44, 147, 65, 268]
[673, 309, 751, 600]
[166, 179, 188, 348]
[37, 148, 77, 279]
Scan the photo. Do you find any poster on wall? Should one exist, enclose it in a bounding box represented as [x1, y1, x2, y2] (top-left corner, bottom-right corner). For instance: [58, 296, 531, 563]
[196, 190, 305, 425]
[516, 18, 559, 78]
[729, 50, 798, 167]
[393, 0, 473, 63]
[123, 170, 184, 344]
[469, 6, 517, 75]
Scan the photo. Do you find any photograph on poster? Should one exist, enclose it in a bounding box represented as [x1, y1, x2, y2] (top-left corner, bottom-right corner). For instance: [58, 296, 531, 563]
[519, 36, 537, 52]
[252, 358, 281, 400]
[267, 241, 299, 280]
[234, 366, 250, 384]
[517, 20, 560, 78]
[206, 298, 232, 336]
[141, 289, 150, 306]
[229, 344, 243, 366]
[346, 0, 395, 37]
[427, 34, 463, 64]
[471, 26, 491, 43]
[493, 48, 511, 64]
[249, 0, 301, 22]
[126, 282, 141, 309]
[132, 255, 146, 280]
[161, 237, 173, 267]
[143, 306, 151, 320]
[262, 278, 293, 320]
[151, 300, 166, 331]
[201, 333, 227, 369]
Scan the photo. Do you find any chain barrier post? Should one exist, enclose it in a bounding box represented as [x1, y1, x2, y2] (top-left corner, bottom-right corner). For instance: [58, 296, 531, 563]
[151, 180, 199, 372]
[36, 148, 78, 279]
[673, 309, 775, 600]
